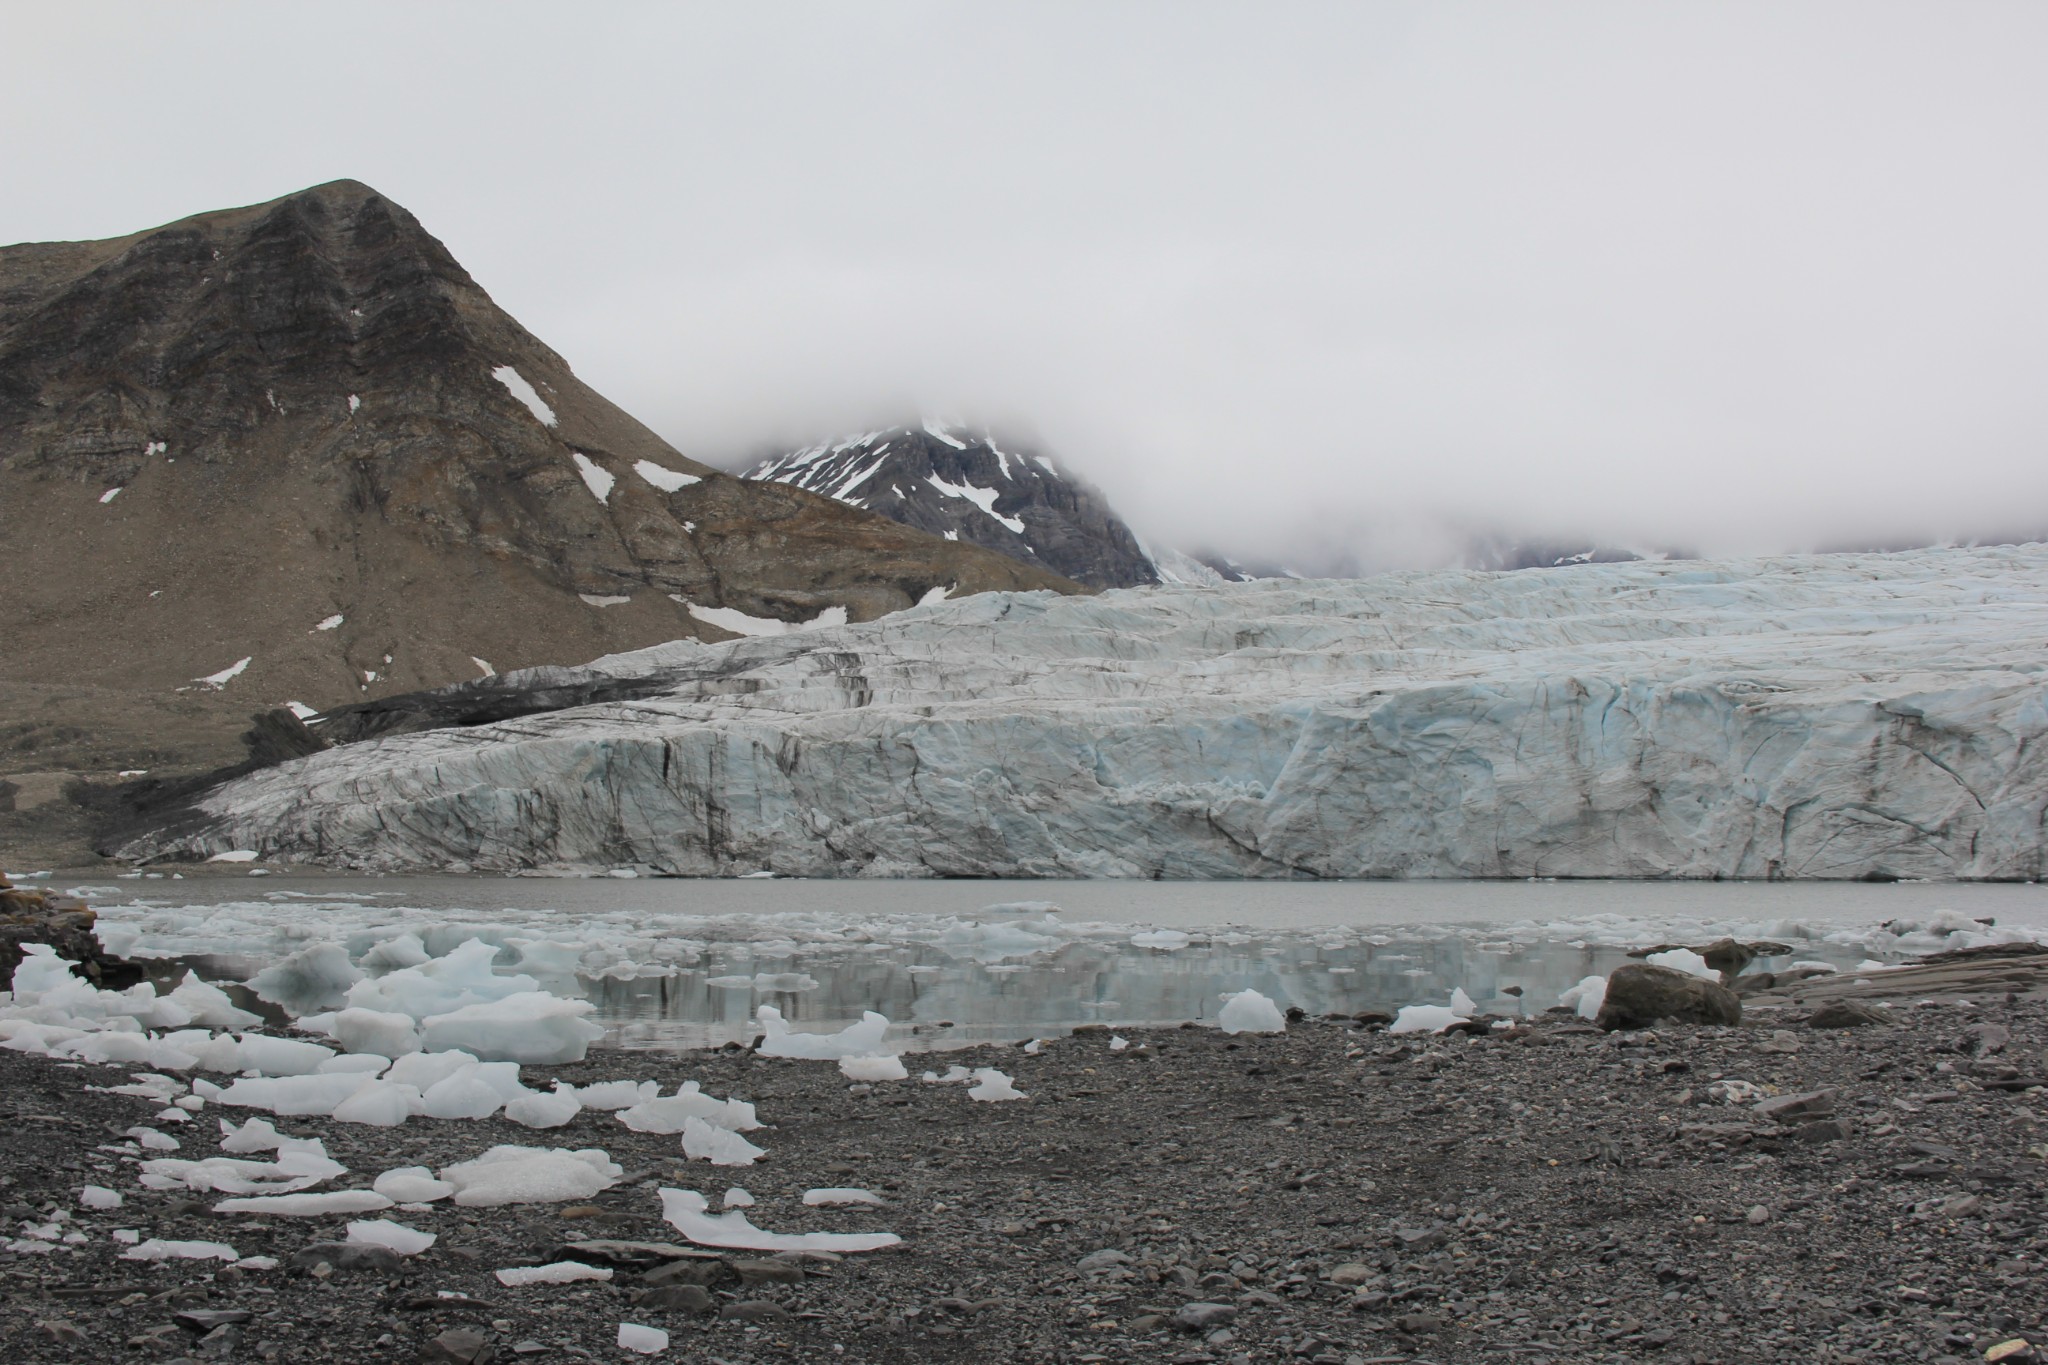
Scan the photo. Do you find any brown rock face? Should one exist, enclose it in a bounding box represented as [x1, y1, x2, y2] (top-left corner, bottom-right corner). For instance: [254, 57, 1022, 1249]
[0, 180, 1079, 780]
[1595, 963, 1743, 1031]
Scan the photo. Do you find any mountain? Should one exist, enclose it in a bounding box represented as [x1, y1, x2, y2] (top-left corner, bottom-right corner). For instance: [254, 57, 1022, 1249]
[745, 423, 1158, 589]
[0, 182, 1079, 828]
[117, 544, 2048, 881]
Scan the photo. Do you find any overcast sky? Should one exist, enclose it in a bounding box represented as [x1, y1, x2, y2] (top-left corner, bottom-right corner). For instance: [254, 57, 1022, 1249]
[7, 3, 2048, 566]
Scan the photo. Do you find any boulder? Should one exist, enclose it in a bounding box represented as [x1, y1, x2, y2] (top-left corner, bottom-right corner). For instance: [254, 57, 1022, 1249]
[1595, 964, 1742, 1031]
[0, 885, 142, 989]
[1807, 1001, 1894, 1029]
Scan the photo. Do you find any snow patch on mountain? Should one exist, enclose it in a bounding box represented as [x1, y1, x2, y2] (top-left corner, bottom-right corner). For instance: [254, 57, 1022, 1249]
[490, 366, 556, 428]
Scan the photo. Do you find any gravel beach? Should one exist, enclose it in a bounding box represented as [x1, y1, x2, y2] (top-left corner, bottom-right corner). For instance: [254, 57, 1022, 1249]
[3, 990, 2046, 1365]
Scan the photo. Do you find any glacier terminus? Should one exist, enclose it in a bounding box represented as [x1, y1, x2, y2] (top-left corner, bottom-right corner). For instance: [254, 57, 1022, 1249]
[120, 545, 2048, 881]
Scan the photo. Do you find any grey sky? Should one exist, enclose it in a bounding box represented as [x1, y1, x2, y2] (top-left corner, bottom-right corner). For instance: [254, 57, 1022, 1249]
[7, 3, 2048, 566]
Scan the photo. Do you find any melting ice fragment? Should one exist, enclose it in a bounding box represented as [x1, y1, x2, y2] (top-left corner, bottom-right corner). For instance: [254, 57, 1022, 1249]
[1558, 975, 1608, 1021]
[121, 1238, 240, 1262]
[967, 1068, 1027, 1102]
[438, 1146, 623, 1207]
[420, 992, 604, 1065]
[658, 1187, 900, 1253]
[679, 1116, 766, 1167]
[803, 1187, 884, 1207]
[496, 1261, 613, 1286]
[372, 1167, 455, 1204]
[213, 1190, 394, 1216]
[346, 1218, 436, 1256]
[838, 1054, 907, 1082]
[617, 1323, 668, 1354]
[1217, 989, 1287, 1035]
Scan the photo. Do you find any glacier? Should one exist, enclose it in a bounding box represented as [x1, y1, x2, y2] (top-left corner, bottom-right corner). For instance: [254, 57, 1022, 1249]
[119, 546, 2048, 880]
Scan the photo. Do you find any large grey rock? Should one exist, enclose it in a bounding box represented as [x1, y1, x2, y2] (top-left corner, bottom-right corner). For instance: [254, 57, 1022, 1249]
[1596, 965, 1742, 1031]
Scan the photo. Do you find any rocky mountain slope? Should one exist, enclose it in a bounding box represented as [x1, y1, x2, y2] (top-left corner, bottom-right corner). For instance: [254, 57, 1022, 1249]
[118, 544, 2048, 879]
[0, 182, 1077, 832]
[746, 423, 1158, 589]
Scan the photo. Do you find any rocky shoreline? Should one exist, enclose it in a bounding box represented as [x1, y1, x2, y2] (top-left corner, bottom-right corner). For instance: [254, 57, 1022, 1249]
[4, 960, 2047, 1365]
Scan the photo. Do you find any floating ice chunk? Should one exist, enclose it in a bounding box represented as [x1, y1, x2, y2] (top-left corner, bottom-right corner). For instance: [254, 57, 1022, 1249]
[111, 1229, 139, 1244]
[920, 1065, 974, 1085]
[616, 1322, 667, 1354]
[214, 1190, 394, 1216]
[1450, 987, 1478, 1015]
[439, 1145, 623, 1207]
[633, 459, 701, 492]
[838, 1054, 907, 1082]
[968, 1068, 1027, 1102]
[246, 944, 362, 1014]
[332, 1080, 423, 1127]
[101, 487, 122, 503]
[755, 1005, 890, 1059]
[346, 1218, 436, 1256]
[80, 1186, 123, 1210]
[722, 1187, 754, 1209]
[208, 849, 259, 863]
[1218, 989, 1287, 1035]
[346, 940, 538, 1021]
[165, 977, 261, 1030]
[359, 935, 429, 973]
[1108, 1036, 1129, 1051]
[1645, 948, 1716, 979]
[752, 972, 819, 992]
[332, 1008, 422, 1057]
[492, 365, 557, 426]
[504, 1088, 581, 1129]
[373, 1167, 455, 1203]
[1389, 1005, 1468, 1035]
[803, 1187, 883, 1207]
[128, 1127, 180, 1151]
[1131, 929, 1191, 950]
[385, 1049, 483, 1091]
[658, 1187, 900, 1253]
[559, 1079, 658, 1111]
[155, 1107, 192, 1123]
[121, 1238, 239, 1262]
[571, 452, 614, 503]
[1558, 975, 1608, 1021]
[421, 1069, 508, 1120]
[706, 976, 753, 989]
[420, 991, 604, 1065]
[680, 1116, 766, 1167]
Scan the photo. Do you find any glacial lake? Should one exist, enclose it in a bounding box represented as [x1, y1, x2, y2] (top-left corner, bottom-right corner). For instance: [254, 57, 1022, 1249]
[54, 874, 2048, 1053]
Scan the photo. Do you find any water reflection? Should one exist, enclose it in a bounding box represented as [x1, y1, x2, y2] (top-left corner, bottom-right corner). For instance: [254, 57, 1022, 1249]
[584, 932, 1882, 1052]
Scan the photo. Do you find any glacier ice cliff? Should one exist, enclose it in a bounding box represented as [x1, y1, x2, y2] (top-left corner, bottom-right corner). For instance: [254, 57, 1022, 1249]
[121, 546, 2048, 880]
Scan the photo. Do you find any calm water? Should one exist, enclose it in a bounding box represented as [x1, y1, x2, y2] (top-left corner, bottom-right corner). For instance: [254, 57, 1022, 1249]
[73, 874, 2048, 1051]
